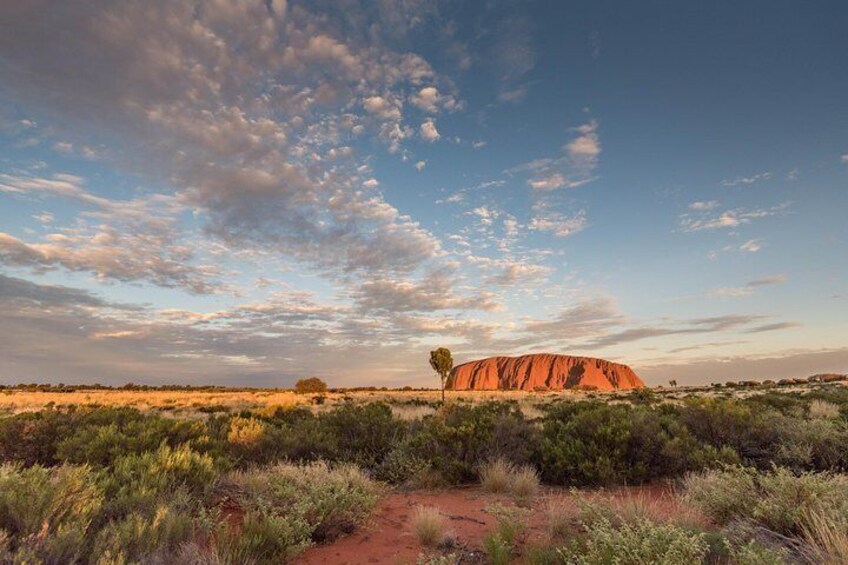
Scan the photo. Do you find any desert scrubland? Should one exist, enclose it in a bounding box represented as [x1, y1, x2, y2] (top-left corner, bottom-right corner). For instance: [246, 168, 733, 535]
[1, 381, 848, 563]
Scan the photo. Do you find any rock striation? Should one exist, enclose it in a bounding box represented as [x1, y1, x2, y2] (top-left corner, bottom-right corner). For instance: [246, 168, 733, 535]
[447, 354, 644, 391]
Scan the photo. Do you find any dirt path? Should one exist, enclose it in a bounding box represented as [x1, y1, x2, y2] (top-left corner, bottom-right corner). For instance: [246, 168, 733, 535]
[296, 484, 694, 565]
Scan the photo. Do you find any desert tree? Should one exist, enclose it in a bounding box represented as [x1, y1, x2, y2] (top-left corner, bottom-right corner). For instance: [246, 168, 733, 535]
[429, 347, 453, 403]
[668, 379, 678, 388]
[294, 377, 328, 394]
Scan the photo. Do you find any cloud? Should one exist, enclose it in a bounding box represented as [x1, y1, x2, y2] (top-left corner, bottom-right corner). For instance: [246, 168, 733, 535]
[529, 210, 588, 238]
[689, 200, 720, 211]
[420, 119, 440, 142]
[721, 172, 772, 186]
[747, 274, 787, 287]
[841, 154, 848, 163]
[740, 239, 764, 252]
[0, 230, 224, 295]
[706, 274, 786, 299]
[0, 0, 454, 288]
[409, 86, 461, 113]
[679, 203, 790, 232]
[352, 269, 497, 313]
[415, 160, 426, 171]
[513, 120, 601, 191]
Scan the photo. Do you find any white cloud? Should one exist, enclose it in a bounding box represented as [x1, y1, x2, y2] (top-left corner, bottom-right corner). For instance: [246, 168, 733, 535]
[740, 239, 764, 252]
[415, 160, 426, 171]
[721, 172, 772, 186]
[689, 200, 720, 211]
[420, 119, 440, 142]
[680, 203, 790, 232]
[529, 210, 588, 238]
[409, 86, 460, 113]
[362, 178, 380, 188]
[841, 154, 848, 163]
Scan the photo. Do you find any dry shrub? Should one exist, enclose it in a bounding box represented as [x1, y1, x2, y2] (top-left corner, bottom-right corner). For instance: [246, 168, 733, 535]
[809, 400, 840, 420]
[544, 497, 574, 541]
[227, 416, 266, 447]
[479, 458, 540, 501]
[480, 458, 514, 494]
[412, 506, 445, 546]
[800, 509, 848, 564]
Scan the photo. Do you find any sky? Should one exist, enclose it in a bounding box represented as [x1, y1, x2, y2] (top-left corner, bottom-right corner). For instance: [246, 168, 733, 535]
[0, 0, 846, 388]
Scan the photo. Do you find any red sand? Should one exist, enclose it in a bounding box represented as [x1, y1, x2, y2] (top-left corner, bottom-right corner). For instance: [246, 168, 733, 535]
[296, 484, 696, 565]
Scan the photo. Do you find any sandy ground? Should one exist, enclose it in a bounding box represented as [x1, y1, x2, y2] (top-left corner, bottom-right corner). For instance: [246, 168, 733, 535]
[296, 484, 702, 565]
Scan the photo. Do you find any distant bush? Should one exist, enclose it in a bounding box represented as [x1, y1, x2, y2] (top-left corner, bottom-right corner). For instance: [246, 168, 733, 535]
[294, 377, 328, 394]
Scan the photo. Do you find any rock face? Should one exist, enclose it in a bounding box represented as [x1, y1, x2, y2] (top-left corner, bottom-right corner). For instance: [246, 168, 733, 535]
[447, 354, 645, 391]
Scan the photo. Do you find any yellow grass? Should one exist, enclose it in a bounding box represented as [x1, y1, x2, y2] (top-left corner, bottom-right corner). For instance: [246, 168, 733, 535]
[1, 382, 844, 417]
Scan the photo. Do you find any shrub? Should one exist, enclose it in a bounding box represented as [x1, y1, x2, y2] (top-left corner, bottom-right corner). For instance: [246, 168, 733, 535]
[101, 444, 219, 521]
[229, 461, 381, 544]
[227, 416, 266, 447]
[539, 402, 714, 486]
[565, 516, 709, 565]
[213, 510, 312, 565]
[510, 465, 541, 501]
[684, 466, 848, 536]
[544, 498, 572, 541]
[799, 509, 848, 565]
[410, 402, 538, 484]
[91, 503, 195, 563]
[480, 458, 514, 494]
[294, 377, 328, 394]
[725, 539, 789, 565]
[412, 506, 444, 546]
[0, 464, 103, 563]
[809, 400, 840, 420]
[0, 410, 73, 466]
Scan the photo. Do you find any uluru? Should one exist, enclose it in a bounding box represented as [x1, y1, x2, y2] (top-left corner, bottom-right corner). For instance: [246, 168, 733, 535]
[447, 354, 645, 391]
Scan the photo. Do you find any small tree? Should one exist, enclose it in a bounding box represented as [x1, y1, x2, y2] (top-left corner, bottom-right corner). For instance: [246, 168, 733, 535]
[429, 347, 453, 403]
[294, 377, 328, 394]
[668, 379, 678, 388]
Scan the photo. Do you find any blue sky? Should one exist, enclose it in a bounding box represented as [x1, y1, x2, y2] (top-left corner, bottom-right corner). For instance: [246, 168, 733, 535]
[1, 0, 846, 386]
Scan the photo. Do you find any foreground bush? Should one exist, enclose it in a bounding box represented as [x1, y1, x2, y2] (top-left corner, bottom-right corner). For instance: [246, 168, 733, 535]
[0, 464, 103, 563]
[685, 466, 848, 562]
[228, 461, 381, 545]
[564, 516, 710, 565]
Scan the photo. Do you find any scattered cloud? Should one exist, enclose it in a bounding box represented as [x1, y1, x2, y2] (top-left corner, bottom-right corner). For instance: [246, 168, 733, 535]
[721, 172, 772, 186]
[740, 239, 764, 252]
[680, 203, 790, 232]
[420, 119, 441, 142]
[689, 200, 720, 211]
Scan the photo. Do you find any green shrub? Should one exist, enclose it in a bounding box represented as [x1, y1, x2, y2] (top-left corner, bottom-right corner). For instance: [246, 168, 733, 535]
[213, 510, 312, 565]
[539, 403, 719, 486]
[91, 503, 195, 563]
[565, 516, 709, 564]
[229, 461, 381, 544]
[56, 415, 209, 468]
[684, 466, 848, 536]
[409, 402, 538, 483]
[101, 444, 218, 521]
[0, 410, 74, 466]
[0, 464, 103, 563]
